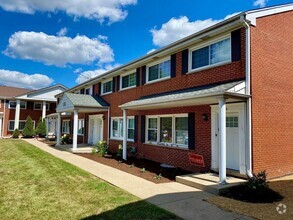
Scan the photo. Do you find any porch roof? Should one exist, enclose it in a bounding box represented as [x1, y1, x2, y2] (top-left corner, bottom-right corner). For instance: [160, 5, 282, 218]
[120, 80, 249, 110]
[56, 93, 109, 113]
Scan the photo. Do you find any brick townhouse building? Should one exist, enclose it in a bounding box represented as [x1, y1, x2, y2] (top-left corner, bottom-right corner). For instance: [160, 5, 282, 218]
[0, 84, 67, 137]
[54, 4, 293, 181]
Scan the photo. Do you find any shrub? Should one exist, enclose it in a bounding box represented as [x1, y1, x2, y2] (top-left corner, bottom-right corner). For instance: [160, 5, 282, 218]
[22, 116, 35, 138]
[96, 140, 108, 156]
[12, 129, 20, 138]
[247, 170, 268, 192]
[61, 134, 72, 144]
[35, 117, 47, 138]
[116, 144, 123, 158]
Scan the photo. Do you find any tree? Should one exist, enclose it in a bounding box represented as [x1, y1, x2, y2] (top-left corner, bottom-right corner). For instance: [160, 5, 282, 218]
[22, 116, 35, 138]
[35, 117, 47, 138]
[12, 129, 20, 138]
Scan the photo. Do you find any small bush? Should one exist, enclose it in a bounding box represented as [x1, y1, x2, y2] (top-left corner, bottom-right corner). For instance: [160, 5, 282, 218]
[22, 116, 35, 138]
[96, 140, 108, 157]
[12, 129, 20, 138]
[116, 144, 123, 159]
[35, 117, 47, 138]
[247, 170, 268, 192]
[154, 173, 162, 180]
[61, 134, 72, 144]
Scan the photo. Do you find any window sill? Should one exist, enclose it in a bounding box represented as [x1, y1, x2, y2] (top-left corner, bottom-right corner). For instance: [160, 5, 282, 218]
[187, 61, 231, 75]
[110, 138, 134, 142]
[144, 142, 189, 150]
[100, 91, 112, 96]
[119, 85, 136, 92]
[146, 76, 170, 85]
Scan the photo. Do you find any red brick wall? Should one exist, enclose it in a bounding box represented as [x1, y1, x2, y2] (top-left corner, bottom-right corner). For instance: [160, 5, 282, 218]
[3, 101, 57, 136]
[251, 11, 293, 179]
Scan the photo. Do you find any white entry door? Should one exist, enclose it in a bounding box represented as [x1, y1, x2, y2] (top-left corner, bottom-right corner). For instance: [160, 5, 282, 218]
[88, 116, 103, 145]
[226, 114, 240, 171]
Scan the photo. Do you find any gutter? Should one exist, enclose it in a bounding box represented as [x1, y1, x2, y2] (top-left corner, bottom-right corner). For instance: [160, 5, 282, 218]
[241, 15, 253, 178]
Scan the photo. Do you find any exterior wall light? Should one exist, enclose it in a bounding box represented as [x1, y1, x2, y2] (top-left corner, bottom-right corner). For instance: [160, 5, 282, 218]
[202, 113, 208, 121]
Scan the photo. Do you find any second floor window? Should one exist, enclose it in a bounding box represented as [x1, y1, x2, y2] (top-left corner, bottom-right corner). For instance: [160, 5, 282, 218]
[191, 37, 231, 70]
[102, 80, 112, 95]
[9, 101, 26, 109]
[147, 59, 170, 82]
[121, 72, 136, 89]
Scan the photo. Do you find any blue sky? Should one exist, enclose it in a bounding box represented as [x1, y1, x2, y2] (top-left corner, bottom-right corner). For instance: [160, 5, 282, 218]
[0, 0, 290, 89]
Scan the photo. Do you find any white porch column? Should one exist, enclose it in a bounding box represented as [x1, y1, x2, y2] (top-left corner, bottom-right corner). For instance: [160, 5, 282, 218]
[73, 110, 78, 150]
[219, 97, 227, 184]
[14, 99, 20, 130]
[56, 113, 61, 146]
[122, 109, 128, 160]
[42, 101, 46, 119]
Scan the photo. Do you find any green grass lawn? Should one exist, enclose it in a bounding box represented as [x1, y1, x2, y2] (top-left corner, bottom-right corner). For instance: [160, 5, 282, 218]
[0, 139, 179, 220]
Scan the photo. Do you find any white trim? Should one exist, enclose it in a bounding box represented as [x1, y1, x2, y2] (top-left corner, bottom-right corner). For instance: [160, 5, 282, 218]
[211, 103, 246, 174]
[101, 78, 113, 96]
[88, 114, 104, 145]
[34, 102, 50, 111]
[62, 119, 70, 134]
[0, 99, 1, 108]
[8, 120, 35, 131]
[77, 119, 85, 136]
[146, 57, 171, 84]
[85, 86, 93, 95]
[145, 114, 188, 148]
[9, 100, 27, 109]
[110, 116, 134, 142]
[119, 71, 137, 91]
[188, 34, 232, 72]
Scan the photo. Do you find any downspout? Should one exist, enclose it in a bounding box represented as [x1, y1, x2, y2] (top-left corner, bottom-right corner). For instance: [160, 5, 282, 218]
[241, 15, 253, 178]
[107, 108, 110, 145]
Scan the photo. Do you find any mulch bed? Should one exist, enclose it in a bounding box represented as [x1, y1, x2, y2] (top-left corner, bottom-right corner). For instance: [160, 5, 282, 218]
[76, 153, 191, 184]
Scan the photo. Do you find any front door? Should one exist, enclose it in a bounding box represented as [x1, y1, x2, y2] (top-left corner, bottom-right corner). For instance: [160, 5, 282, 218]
[226, 114, 240, 171]
[88, 116, 103, 145]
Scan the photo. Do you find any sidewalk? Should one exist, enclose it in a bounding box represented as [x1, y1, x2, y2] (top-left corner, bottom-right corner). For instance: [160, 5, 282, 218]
[24, 139, 250, 220]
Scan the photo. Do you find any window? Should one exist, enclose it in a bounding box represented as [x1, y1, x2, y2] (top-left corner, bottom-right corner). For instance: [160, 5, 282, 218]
[8, 120, 35, 131]
[147, 59, 171, 82]
[9, 101, 26, 109]
[111, 117, 134, 141]
[78, 119, 84, 135]
[191, 37, 231, 70]
[62, 120, 70, 134]
[226, 116, 238, 128]
[121, 72, 136, 89]
[34, 102, 50, 110]
[146, 114, 188, 148]
[102, 80, 112, 95]
[85, 86, 92, 95]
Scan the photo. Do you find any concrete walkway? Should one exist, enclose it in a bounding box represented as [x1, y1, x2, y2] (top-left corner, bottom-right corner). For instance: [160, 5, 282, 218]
[24, 139, 250, 220]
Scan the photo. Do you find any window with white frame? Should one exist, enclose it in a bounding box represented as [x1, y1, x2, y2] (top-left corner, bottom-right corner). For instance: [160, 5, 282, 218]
[147, 59, 171, 83]
[9, 101, 27, 109]
[146, 114, 188, 148]
[8, 120, 35, 131]
[78, 119, 84, 135]
[121, 72, 136, 89]
[190, 36, 231, 70]
[111, 117, 134, 141]
[34, 102, 50, 110]
[85, 86, 92, 95]
[102, 80, 112, 95]
[62, 120, 70, 134]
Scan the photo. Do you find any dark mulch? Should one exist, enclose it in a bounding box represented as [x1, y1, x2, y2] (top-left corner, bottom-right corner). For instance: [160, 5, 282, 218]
[76, 153, 191, 184]
[220, 183, 283, 203]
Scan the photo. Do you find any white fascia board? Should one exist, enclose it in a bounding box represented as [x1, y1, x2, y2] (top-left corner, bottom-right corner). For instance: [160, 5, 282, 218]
[246, 4, 293, 26]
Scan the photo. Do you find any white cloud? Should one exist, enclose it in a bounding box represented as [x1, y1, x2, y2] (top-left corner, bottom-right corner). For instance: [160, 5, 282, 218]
[0, 69, 53, 89]
[253, 0, 268, 8]
[4, 31, 114, 67]
[76, 64, 121, 84]
[0, 0, 137, 24]
[56, 27, 68, 36]
[98, 35, 108, 41]
[74, 68, 83, 74]
[150, 13, 239, 47]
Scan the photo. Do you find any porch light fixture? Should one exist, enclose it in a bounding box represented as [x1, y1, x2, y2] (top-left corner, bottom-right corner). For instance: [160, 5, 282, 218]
[202, 113, 208, 121]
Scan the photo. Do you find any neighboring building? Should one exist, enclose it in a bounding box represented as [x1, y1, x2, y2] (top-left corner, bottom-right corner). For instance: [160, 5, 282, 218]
[55, 4, 293, 180]
[0, 84, 67, 137]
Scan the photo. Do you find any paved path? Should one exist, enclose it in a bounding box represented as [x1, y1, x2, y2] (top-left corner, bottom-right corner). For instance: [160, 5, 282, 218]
[24, 139, 250, 220]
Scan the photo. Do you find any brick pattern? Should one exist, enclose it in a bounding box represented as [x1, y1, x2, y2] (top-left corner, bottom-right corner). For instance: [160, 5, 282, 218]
[250, 11, 293, 179]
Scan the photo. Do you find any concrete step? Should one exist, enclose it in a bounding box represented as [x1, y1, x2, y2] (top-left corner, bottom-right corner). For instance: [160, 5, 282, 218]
[176, 173, 246, 195]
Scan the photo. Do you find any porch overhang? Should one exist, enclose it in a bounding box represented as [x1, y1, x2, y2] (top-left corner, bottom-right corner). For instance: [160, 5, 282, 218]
[56, 93, 109, 113]
[119, 81, 249, 110]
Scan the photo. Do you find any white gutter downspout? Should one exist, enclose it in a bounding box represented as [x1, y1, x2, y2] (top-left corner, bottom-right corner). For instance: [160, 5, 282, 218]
[241, 15, 253, 178]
